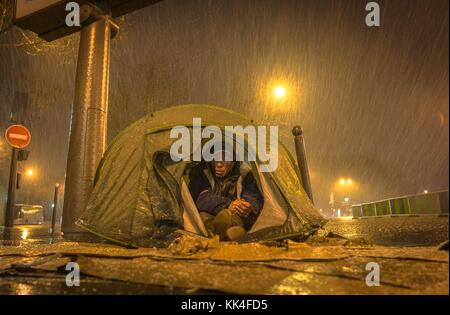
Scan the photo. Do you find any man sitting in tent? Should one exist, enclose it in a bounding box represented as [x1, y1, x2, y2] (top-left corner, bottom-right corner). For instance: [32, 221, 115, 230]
[188, 149, 264, 241]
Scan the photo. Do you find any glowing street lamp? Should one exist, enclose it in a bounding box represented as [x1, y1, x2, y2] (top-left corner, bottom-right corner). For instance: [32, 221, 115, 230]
[26, 169, 34, 177]
[273, 86, 286, 99]
[339, 178, 353, 186]
[21, 228, 29, 240]
[260, 79, 298, 113]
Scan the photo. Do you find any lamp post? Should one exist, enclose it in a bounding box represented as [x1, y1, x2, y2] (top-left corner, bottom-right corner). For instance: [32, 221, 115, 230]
[51, 184, 60, 235]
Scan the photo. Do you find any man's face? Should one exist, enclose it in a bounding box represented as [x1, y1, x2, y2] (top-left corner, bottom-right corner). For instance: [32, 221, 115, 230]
[213, 160, 234, 178]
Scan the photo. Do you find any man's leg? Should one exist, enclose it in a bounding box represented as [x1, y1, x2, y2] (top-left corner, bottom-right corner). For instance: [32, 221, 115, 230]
[199, 212, 215, 237]
[212, 209, 245, 240]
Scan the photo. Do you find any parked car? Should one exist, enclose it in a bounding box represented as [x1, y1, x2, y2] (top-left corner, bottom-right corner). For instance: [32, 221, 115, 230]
[14, 204, 44, 225]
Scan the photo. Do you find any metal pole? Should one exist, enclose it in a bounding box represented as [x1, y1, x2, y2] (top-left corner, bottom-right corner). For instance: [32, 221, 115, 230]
[5, 148, 18, 228]
[51, 184, 60, 235]
[292, 125, 314, 203]
[62, 15, 119, 234]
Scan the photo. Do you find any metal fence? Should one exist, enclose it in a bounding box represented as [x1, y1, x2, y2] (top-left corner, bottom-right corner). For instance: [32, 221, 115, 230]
[352, 190, 449, 218]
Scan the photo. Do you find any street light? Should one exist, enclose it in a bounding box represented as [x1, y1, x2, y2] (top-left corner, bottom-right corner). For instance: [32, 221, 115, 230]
[338, 178, 353, 186]
[21, 228, 29, 240]
[258, 78, 299, 115]
[26, 169, 34, 177]
[273, 86, 286, 98]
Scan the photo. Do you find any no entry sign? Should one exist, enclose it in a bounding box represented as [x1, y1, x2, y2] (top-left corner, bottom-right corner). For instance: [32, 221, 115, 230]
[5, 124, 31, 149]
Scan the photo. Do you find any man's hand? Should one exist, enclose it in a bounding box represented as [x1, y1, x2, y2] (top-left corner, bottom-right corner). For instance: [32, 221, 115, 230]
[229, 199, 252, 217]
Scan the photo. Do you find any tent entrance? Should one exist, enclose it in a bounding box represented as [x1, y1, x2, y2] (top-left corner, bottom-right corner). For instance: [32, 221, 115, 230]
[177, 160, 289, 238]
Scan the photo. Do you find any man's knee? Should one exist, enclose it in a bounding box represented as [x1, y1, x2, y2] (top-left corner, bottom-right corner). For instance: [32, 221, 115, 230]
[199, 211, 214, 222]
[213, 209, 243, 238]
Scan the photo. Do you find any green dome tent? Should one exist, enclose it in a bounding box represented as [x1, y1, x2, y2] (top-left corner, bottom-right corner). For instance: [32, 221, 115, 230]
[77, 104, 326, 247]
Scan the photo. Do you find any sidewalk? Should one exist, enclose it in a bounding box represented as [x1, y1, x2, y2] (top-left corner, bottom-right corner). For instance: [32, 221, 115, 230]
[0, 221, 448, 294]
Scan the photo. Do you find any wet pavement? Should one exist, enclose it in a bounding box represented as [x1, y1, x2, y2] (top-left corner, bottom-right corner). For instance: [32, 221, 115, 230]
[2, 215, 447, 247]
[0, 216, 448, 295]
[324, 215, 449, 246]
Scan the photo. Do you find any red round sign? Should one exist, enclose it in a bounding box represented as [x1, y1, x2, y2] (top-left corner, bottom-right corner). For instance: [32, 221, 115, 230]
[5, 124, 31, 149]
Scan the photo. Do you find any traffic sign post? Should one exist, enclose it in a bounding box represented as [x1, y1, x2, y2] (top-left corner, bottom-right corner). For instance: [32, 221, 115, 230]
[4, 124, 31, 228]
[5, 148, 18, 228]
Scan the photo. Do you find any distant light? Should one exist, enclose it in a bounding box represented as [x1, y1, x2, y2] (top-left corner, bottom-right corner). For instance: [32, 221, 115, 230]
[424, 190, 428, 194]
[319, 209, 323, 212]
[51, 203, 55, 208]
[26, 169, 34, 177]
[273, 86, 286, 98]
[344, 197, 350, 202]
[339, 178, 353, 186]
[21, 228, 29, 240]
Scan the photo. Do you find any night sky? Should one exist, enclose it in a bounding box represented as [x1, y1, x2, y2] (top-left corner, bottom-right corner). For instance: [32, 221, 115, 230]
[0, 0, 448, 215]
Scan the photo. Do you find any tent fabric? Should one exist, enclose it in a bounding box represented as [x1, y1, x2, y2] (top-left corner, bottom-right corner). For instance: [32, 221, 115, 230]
[77, 104, 327, 247]
[180, 176, 209, 236]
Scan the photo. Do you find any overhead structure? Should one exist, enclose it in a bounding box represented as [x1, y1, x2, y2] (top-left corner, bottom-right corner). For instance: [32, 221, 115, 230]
[14, 0, 162, 41]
